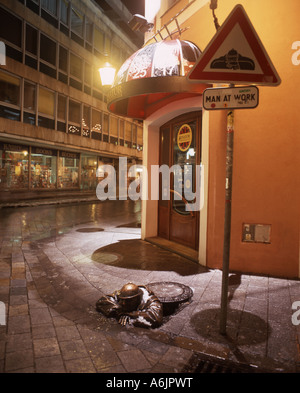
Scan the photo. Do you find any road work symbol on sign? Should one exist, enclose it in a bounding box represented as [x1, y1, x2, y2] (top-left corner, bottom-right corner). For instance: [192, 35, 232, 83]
[203, 86, 259, 110]
[187, 5, 281, 86]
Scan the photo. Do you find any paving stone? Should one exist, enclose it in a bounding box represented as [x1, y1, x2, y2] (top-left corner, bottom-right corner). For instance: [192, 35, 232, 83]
[7, 315, 31, 334]
[64, 357, 96, 373]
[35, 355, 65, 373]
[6, 333, 32, 353]
[5, 349, 34, 372]
[32, 324, 56, 339]
[59, 339, 89, 360]
[117, 349, 151, 372]
[55, 325, 81, 341]
[30, 307, 52, 325]
[33, 337, 61, 358]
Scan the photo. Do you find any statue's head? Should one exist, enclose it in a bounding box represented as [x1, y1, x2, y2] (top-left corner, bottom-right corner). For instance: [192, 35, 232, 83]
[117, 283, 142, 312]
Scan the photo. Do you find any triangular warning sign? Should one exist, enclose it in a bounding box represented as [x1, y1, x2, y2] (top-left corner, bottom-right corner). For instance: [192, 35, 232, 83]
[187, 5, 281, 86]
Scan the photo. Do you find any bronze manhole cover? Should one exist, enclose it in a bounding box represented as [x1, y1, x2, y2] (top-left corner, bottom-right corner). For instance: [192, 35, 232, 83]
[147, 282, 193, 303]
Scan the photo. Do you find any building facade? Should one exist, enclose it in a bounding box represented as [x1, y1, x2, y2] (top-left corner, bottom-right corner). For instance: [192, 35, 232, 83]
[108, 0, 300, 279]
[0, 0, 143, 202]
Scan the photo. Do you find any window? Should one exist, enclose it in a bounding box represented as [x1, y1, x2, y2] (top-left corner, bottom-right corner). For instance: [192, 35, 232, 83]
[68, 99, 81, 134]
[60, 0, 69, 25]
[58, 151, 79, 188]
[31, 147, 57, 189]
[71, 7, 83, 37]
[41, 0, 57, 16]
[82, 106, 90, 137]
[81, 154, 97, 190]
[0, 143, 29, 190]
[102, 114, 109, 142]
[24, 82, 36, 111]
[23, 81, 36, 125]
[26, 24, 38, 55]
[70, 53, 82, 80]
[94, 27, 104, 53]
[57, 94, 66, 132]
[85, 18, 93, 43]
[0, 7, 22, 48]
[92, 109, 101, 130]
[84, 63, 92, 94]
[125, 121, 132, 148]
[39, 87, 55, 116]
[38, 87, 55, 128]
[0, 70, 20, 106]
[91, 109, 101, 140]
[40, 34, 56, 66]
[59, 46, 68, 72]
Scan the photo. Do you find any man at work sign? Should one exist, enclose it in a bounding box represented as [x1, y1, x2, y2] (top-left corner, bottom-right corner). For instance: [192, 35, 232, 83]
[203, 86, 259, 110]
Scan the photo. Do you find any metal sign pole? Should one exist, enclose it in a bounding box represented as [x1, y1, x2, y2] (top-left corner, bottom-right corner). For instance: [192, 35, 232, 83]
[220, 108, 234, 335]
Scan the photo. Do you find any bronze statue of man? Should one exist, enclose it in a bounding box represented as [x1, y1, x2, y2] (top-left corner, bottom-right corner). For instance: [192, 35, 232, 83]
[96, 282, 163, 328]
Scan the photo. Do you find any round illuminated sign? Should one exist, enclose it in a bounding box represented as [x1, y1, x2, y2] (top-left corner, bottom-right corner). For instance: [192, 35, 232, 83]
[177, 124, 192, 152]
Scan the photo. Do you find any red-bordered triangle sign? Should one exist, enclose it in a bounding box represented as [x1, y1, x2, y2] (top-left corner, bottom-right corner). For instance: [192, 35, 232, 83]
[187, 5, 281, 86]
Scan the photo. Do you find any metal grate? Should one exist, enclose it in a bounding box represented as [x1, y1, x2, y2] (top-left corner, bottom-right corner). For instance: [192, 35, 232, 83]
[183, 353, 268, 374]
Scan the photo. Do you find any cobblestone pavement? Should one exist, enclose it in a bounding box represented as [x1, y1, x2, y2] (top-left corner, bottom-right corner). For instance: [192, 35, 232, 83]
[0, 200, 299, 373]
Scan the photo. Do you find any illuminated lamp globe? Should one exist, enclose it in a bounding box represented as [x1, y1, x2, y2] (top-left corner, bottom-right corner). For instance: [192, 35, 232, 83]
[99, 62, 116, 86]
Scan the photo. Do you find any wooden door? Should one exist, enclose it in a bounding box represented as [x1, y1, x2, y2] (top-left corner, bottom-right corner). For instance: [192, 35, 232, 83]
[158, 112, 201, 250]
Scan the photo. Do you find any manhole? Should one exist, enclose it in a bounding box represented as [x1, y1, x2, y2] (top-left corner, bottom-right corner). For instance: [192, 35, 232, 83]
[147, 282, 193, 303]
[76, 228, 104, 233]
[147, 281, 193, 315]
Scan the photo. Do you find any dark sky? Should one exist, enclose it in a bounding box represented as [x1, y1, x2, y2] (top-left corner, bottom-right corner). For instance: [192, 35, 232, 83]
[120, 0, 145, 16]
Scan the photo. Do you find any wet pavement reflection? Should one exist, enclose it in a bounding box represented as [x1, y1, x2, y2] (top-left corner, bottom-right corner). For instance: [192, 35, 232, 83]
[0, 200, 299, 373]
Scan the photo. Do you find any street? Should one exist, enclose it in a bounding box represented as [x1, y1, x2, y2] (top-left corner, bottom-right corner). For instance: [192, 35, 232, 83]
[0, 200, 299, 373]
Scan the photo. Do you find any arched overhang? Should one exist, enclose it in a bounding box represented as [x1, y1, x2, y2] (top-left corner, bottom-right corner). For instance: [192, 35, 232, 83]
[107, 39, 211, 120]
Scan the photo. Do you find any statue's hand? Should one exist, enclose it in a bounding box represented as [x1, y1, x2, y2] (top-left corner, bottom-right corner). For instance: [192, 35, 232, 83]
[118, 315, 130, 326]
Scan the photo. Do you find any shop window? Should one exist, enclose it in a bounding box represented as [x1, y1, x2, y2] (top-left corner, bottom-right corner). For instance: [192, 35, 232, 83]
[68, 99, 81, 135]
[81, 154, 97, 190]
[31, 147, 57, 189]
[0, 143, 29, 190]
[0, 70, 20, 107]
[58, 151, 79, 188]
[0, 7, 22, 48]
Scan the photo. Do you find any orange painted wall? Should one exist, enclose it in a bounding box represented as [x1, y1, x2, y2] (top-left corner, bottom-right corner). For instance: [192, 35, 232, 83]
[163, 0, 300, 277]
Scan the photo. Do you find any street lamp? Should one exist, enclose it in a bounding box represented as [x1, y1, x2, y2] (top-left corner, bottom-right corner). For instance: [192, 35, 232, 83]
[99, 61, 116, 87]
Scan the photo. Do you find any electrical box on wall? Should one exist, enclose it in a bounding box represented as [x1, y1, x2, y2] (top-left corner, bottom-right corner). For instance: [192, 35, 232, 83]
[242, 224, 271, 244]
